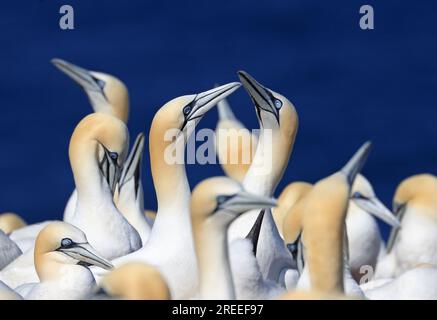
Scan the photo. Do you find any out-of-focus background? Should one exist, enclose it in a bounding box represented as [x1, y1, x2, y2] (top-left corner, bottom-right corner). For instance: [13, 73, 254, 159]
[1, 1, 436, 238]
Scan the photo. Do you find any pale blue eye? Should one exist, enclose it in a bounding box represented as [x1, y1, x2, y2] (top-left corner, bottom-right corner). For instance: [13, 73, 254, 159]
[216, 195, 228, 205]
[274, 99, 282, 109]
[61, 238, 73, 247]
[183, 105, 191, 115]
[109, 152, 118, 160]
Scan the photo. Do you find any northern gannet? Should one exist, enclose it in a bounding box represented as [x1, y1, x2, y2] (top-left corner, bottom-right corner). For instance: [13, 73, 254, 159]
[20, 222, 112, 300]
[0, 213, 26, 234]
[215, 97, 257, 183]
[228, 71, 298, 285]
[346, 174, 399, 282]
[51, 58, 129, 122]
[68, 113, 141, 259]
[273, 182, 312, 238]
[191, 177, 277, 299]
[51, 58, 130, 223]
[108, 83, 241, 299]
[0, 230, 22, 270]
[284, 142, 372, 299]
[96, 263, 170, 300]
[376, 174, 437, 279]
[116, 133, 153, 244]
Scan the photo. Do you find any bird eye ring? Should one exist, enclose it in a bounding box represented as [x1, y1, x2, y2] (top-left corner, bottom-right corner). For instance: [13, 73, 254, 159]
[183, 105, 191, 116]
[109, 152, 118, 160]
[216, 195, 228, 205]
[274, 99, 283, 109]
[61, 238, 73, 248]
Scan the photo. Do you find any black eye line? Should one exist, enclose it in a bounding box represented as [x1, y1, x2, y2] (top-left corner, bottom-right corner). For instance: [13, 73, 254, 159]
[180, 97, 198, 131]
[214, 194, 237, 213]
[353, 192, 369, 200]
[91, 76, 108, 101]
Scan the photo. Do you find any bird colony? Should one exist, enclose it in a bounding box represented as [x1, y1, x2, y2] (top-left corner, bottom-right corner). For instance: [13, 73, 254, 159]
[0, 59, 436, 300]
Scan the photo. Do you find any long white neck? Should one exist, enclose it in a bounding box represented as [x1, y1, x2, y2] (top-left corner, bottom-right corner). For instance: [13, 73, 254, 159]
[72, 143, 115, 216]
[196, 216, 235, 300]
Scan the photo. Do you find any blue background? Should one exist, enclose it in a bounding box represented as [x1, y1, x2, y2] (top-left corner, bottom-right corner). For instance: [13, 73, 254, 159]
[1, 1, 436, 239]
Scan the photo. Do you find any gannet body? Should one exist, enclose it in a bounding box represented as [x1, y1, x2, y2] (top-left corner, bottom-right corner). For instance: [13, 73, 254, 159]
[68, 113, 141, 260]
[107, 83, 241, 299]
[0, 280, 22, 300]
[0, 248, 36, 289]
[228, 71, 298, 284]
[376, 174, 437, 278]
[21, 222, 112, 300]
[191, 177, 277, 299]
[346, 175, 399, 281]
[0, 230, 22, 270]
[364, 266, 437, 299]
[282, 142, 372, 299]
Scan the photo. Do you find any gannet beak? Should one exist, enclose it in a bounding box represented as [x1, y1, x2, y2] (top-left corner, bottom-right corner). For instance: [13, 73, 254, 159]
[386, 202, 406, 253]
[214, 84, 237, 121]
[341, 141, 372, 185]
[119, 133, 144, 197]
[352, 196, 401, 227]
[219, 191, 277, 214]
[99, 146, 122, 194]
[245, 210, 265, 256]
[181, 82, 241, 131]
[58, 242, 113, 270]
[237, 70, 280, 123]
[51, 58, 103, 93]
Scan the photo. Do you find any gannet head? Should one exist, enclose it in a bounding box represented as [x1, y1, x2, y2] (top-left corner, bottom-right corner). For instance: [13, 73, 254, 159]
[191, 177, 277, 225]
[69, 113, 129, 194]
[0, 212, 26, 234]
[237, 70, 298, 133]
[393, 174, 437, 219]
[34, 222, 113, 281]
[274, 182, 313, 238]
[299, 141, 372, 293]
[51, 58, 129, 123]
[151, 83, 241, 144]
[349, 174, 400, 227]
[98, 263, 171, 300]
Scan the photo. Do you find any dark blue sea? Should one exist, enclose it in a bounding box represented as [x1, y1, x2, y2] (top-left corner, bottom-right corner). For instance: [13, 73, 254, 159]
[1, 1, 437, 239]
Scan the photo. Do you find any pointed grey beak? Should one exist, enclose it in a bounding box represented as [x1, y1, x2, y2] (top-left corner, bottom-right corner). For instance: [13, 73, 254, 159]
[237, 71, 280, 123]
[51, 58, 102, 93]
[59, 243, 113, 270]
[219, 191, 277, 214]
[353, 196, 401, 227]
[341, 141, 372, 185]
[119, 133, 144, 198]
[99, 146, 121, 194]
[386, 202, 406, 253]
[215, 88, 237, 121]
[245, 210, 265, 256]
[181, 82, 241, 131]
